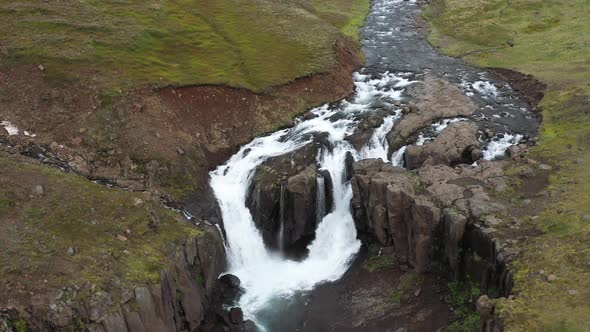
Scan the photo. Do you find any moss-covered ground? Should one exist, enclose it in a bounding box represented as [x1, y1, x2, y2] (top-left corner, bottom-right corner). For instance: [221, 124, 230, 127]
[0, 153, 200, 305]
[425, 1, 590, 330]
[0, 0, 368, 92]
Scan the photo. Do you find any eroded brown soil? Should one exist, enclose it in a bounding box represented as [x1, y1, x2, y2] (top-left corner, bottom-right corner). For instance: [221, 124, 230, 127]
[0, 38, 361, 202]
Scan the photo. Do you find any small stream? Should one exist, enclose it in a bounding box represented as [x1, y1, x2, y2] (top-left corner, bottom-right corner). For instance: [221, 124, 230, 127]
[208, 0, 537, 330]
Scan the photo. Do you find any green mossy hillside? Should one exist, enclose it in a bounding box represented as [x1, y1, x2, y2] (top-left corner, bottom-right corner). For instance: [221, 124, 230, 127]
[310, 0, 371, 42]
[0, 153, 200, 303]
[0, 0, 369, 91]
[425, 0, 590, 330]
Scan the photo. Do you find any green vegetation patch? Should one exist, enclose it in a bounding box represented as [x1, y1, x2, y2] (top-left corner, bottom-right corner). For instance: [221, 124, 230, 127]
[446, 280, 482, 332]
[0, 154, 200, 297]
[0, 0, 369, 91]
[388, 272, 422, 306]
[425, 0, 590, 330]
[309, 0, 371, 42]
[363, 254, 397, 272]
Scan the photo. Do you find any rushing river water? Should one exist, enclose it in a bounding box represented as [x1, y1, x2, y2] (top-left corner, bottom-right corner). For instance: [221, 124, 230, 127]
[208, 0, 537, 330]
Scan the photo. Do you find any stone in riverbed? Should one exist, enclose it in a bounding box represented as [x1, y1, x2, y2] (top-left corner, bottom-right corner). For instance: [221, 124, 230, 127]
[303, 111, 317, 120]
[219, 274, 241, 288]
[386, 75, 478, 153]
[405, 122, 481, 170]
[229, 307, 243, 324]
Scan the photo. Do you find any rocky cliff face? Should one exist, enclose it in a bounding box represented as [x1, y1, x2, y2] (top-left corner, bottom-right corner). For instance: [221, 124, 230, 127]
[0, 213, 231, 331]
[351, 158, 523, 296]
[98, 226, 226, 332]
[246, 143, 329, 252]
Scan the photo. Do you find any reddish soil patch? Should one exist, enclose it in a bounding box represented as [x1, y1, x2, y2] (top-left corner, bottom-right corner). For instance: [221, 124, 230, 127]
[153, 37, 360, 161]
[0, 37, 361, 198]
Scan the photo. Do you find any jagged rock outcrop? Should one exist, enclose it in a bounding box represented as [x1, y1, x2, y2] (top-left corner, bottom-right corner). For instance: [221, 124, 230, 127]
[405, 121, 481, 169]
[345, 109, 390, 150]
[97, 225, 227, 332]
[386, 75, 478, 153]
[351, 159, 440, 272]
[351, 159, 520, 295]
[246, 143, 330, 251]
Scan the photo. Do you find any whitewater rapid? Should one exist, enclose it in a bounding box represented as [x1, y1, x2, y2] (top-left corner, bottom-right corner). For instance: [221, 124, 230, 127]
[209, 72, 411, 328]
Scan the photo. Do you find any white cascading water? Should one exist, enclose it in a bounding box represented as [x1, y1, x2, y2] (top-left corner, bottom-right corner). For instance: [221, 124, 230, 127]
[484, 134, 523, 160]
[316, 175, 326, 224]
[209, 72, 412, 328]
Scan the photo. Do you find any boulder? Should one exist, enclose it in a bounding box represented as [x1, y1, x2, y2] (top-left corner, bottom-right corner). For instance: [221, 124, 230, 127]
[387, 75, 477, 152]
[229, 307, 243, 324]
[404, 122, 481, 169]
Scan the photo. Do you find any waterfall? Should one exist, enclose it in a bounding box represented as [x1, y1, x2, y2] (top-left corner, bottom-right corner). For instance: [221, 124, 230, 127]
[391, 145, 407, 167]
[316, 175, 326, 224]
[277, 179, 286, 252]
[209, 71, 413, 329]
[358, 114, 397, 161]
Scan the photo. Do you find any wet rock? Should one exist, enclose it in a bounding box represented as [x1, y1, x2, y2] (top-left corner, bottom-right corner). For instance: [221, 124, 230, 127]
[405, 122, 481, 169]
[346, 110, 389, 150]
[243, 320, 258, 332]
[282, 120, 296, 129]
[303, 111, 317, 120]
[229, 307, 243, 324]
[219, 274, 241, 289]
[506, 144, 528, 159]
[246, 144, 321, 251]
[387, 75, 477, 152]
[285, 165, 318, 246]
[470, 148, 484, 161]
[344, 151, 355, 181]
[442, 209, 468, 277]
[351, 159, 440, 272]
